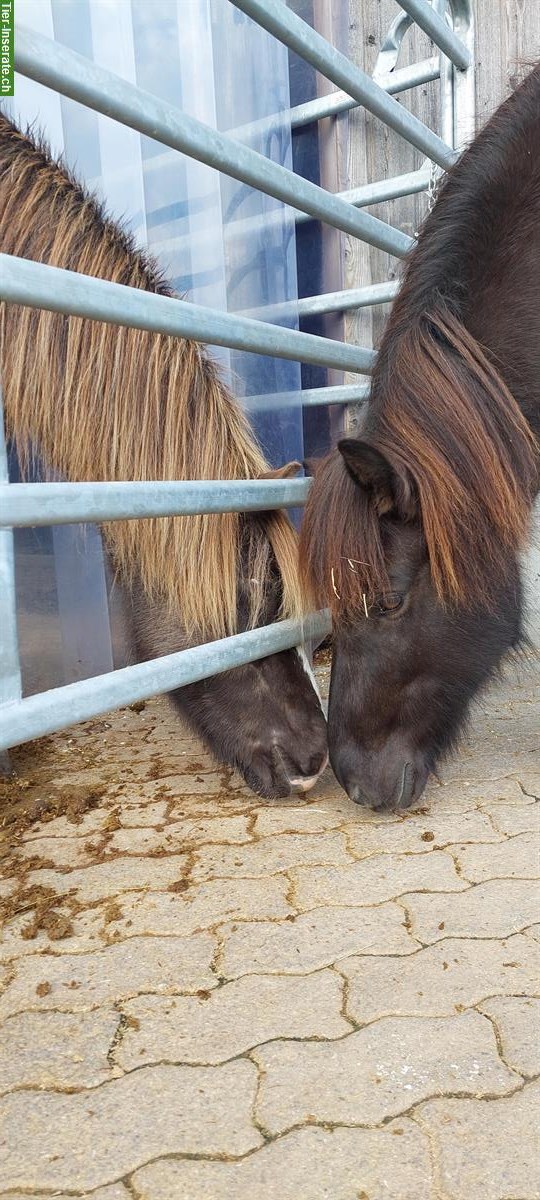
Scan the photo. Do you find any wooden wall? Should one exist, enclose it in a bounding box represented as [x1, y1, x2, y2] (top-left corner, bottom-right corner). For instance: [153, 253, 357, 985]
[339, 1, 540, 424]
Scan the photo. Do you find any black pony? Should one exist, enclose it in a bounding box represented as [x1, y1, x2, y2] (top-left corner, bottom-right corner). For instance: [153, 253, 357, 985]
[301, 65, 539, 811]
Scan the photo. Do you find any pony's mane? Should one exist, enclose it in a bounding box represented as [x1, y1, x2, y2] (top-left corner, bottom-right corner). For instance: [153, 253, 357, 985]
[0, 112, 302, 640]
[301, 67, 540, 620]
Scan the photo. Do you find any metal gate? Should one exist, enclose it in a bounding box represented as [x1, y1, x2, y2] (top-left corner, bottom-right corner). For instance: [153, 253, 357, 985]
[0, 0, 474, 750]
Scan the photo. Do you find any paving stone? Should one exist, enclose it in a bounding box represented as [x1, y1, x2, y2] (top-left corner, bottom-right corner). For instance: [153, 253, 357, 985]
[106, 826, 180, 855]
[219, 903, 417, 978]
[339, 933, 540, 1023]
[0, 1009, 118, 1092]
[524, 922, 540, 942]
[254, 802, 352, 837]
[165, 814, 252, 845]
[25, 809, 112, 842]
[117, 800, 169, 827]
[0, 1188, 130, 1200]
[15, 835, 101, 868]
[483, 801, 540, 836]
[0, 1062, 262, 1192]
[478, 996, 540, 1076]
[344, 809, 502, 857]
[291, 851, 467, 911]
[0, 933, 217, 1020]
[118, 970, 349, 1067]
[133, 1119, 434, 1199]
[252, 1012, 518, 1134]
[106, 875, 293, 939]
[454, 831, 540, 881]
[418, 1080, 540, 1200]
[420, 776, 534, 813]
[192, 831, 352, 882]
[404, 879, 540, 942]
[0, 906, 109, 964]
[25, 855, 190, 903]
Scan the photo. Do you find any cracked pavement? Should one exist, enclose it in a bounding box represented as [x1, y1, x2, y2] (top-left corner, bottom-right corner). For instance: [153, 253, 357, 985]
[0, 645, 538, 1199]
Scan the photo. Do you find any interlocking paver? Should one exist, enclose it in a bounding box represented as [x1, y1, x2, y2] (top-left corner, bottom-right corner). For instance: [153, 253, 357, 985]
[0, 1009, 119, 1092]
[24, 855, 190, 903]
[478, 996, 540, 1076]
[132, 1119, 434, 1199]
[15, 835, 102, 868]
[291, 850, 467, 911]
[339, 933, 540, 1022]
[423, 776, 537, 811]
[453, 830, 540, 880]
[118, 799, 169, 827]
[344, 809, 503, 857]
[105, 876, 292, 938]
[2, 635, 538, 1200]
[252, 1012, 518, 1133]
[403, 879, 540, 942]
[0, 1188, 130, 1200]
[418, 1080, 540, 1200]
[165, 814, 252, 844]
[1, 1062, 262, 1192]
[0, 933, 217, 1020]
[253, 801, 352, 837]
[483, 801, 540, 835]
[192, 830, 352, 881]
[219, 902, 416, 978]
[118, 970, 350, 1067]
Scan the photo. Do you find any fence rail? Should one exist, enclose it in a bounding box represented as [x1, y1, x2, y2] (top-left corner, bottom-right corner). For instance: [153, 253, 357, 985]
[0, 1, 473, 751]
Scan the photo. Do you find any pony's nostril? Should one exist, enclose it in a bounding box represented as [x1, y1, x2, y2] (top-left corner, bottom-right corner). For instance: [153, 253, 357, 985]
[349, 782, 367, 806]
[397, 762, 415, 809]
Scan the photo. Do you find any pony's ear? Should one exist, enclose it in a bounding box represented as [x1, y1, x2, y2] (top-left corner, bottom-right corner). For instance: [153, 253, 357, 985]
[258, 461, 302, 480]
[302, 456, 322, 477]
[337, 438, 416, 518]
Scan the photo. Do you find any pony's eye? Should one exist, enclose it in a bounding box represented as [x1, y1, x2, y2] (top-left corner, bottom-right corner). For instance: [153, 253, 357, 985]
[375, 592, 404, 615]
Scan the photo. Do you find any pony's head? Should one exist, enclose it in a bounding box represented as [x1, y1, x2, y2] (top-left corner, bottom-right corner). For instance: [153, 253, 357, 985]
[300, 313, 537, 812]
[130, 462, 328, 801]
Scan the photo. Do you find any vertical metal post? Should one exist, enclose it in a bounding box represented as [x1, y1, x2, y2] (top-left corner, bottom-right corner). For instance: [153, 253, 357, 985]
[0, 386, 22, 707]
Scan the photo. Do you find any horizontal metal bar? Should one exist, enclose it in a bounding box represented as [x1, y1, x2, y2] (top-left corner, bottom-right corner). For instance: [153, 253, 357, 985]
[229, 57, 440, 142]
[0, 478, 312, 529]
[245, 383, 371, 409]
[299, 280, 398, 317]
[230, 0, 457, 169]
[242, 280, 399, 322]
[14, 25, 412, 259]
[397, 0, 470, 70]
[0, 612, 332, 752]
[289, 57, 440, 126]
[295, 168, 430, 227]
[0, 255, 376, 374]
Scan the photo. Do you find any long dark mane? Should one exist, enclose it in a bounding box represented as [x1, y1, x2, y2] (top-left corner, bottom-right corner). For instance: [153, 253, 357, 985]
[0, 112, 302, 641]
[301, 66, 540, 618]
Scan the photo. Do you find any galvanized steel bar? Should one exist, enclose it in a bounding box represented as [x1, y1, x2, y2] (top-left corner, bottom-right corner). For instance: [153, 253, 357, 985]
[14, 25, 412, 259]
[397, 0, 470, 70]
[0, 612, 332, 752]
[0, 388, 22, 707]
[243, 281, 399, 323]
[0, 255, 376, 374]
[229, 0, 457, 169]
[246, 383, 371, 409]
[0, 478, 312, 529]
[230, 57, 440, 142]
[289, 56, 440, 126]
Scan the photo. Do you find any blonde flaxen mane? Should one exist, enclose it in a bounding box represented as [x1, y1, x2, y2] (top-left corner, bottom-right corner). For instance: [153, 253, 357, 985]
[0, 113, 302, 640]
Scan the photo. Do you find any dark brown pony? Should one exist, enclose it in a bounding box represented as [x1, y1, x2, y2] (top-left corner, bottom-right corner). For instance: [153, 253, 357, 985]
[301, 65, 540, 811]
[0, 113, 328, 799]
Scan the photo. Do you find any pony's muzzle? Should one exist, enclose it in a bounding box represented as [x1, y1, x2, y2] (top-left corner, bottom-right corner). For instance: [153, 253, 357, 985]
[331, 742, 430, 813]
[288, 751, 329, 792]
